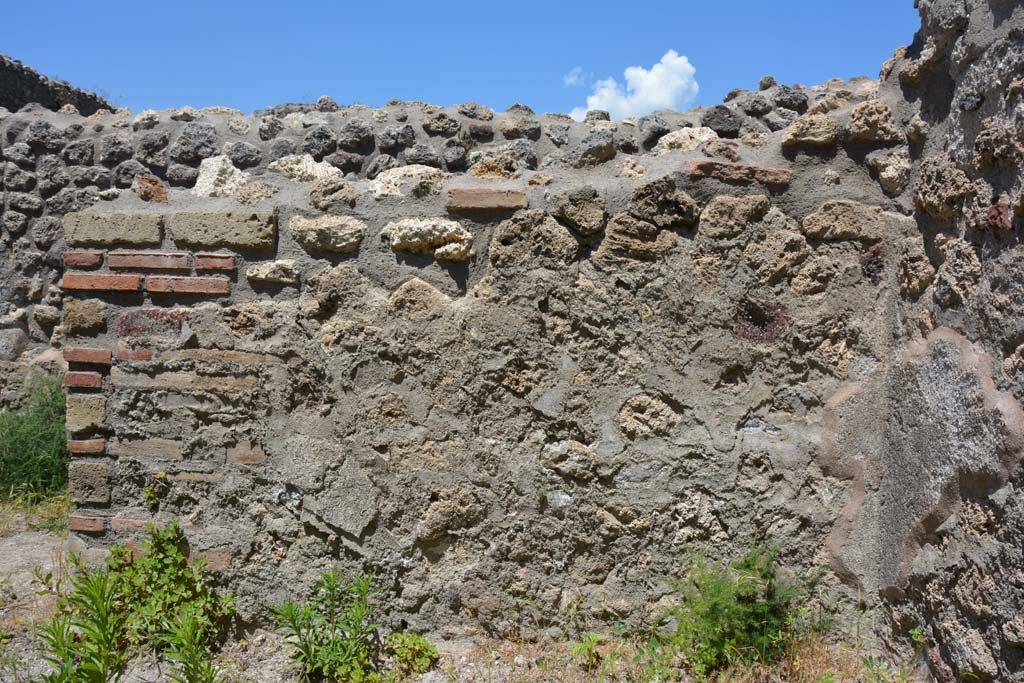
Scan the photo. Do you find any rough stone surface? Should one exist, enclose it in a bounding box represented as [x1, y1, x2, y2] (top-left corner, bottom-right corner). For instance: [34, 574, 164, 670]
[288, 215, 365, 253]
[63, 212, 161, 246]
[170, 212, 275, 250]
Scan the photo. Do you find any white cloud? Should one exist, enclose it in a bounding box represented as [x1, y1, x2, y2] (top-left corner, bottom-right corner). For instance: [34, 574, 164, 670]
[563, 67, 585, 87]
[569, 50, 699, 121]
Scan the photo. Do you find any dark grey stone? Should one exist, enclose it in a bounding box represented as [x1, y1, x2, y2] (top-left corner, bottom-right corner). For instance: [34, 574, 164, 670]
[366, 154, 398, 179]
[763, 108, 799, 132]
[376, 124, 415, 151]
[25, 120, 64, 151]
[302, 125, 337, 160]
[773, 85, 808, 113]
[114, 159, 147, 188]
[741, 94, 773, 116]
[324, 151, 364, 173]
[169, 122, 218, 164]
[337, 119, 374, 151]
[545, 123, 570, 147]
[135, 131, 168, 169]
[167, 163, 200, 187]
[638, 115, 670, 146]
[569, 129, 616, 167]
[404, 143, 442, 168]
[268, 138, 296, 160]
[225, 141, 262, 169]
[36, 155, 69, 196]
[701, 105, 743, 138]
[422, 112, 461, 137]
[7, 192, 43, 214]
[3, 163, 35, 191]
[31, 215, 61, 248]
[2, 210, 28, 235]
[585, 110, 611, 122]
[0, 329, 28, 362]
[46, 186, 98, 213]
[4, 143, 35, 169]
[467, 124, 493, 142]
[315, 95, 340, 112]
[97, 134, 133, 165]
[69, 165, 111, 189]
[63, 138, 94, 165]
[443, 139, 467, 169]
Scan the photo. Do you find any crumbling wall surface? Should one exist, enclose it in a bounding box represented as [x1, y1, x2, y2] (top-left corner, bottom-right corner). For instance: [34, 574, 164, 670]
[0, 54, 113, 117]
[0, 0, 1022, 678]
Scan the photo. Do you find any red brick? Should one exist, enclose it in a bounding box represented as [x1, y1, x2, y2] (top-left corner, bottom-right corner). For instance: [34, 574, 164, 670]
[63, 347, 112, 365]
[111, 517, 151, 533]
[68, 438, 106, 455]
[446, 188, 529, 211]
[226, 442, 266, 464]
[62, 273, 142, 292]
[117, 309, 188, 339]
[191, 547, 232, 572]
[64, 250, 104, 268]
[108, 251, 190, 270]
[64, 371, 102, 389]
[194, 253, 236, 271]
[687, 160, 792, 189]
[68, 515, 106, 533]
[115, 345, 153, 361]
[146, 276, 230, 296]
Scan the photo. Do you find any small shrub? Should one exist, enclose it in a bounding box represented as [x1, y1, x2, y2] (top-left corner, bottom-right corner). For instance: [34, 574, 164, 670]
[386, 632, 438, 678]
[37, 521, 233, 681]
[163, 607, 222, 683]
[275, 569, 439, 683]
[274, 569, 381, 682]
[106, 520, 234, 651]
[661, 545, 801, 680]
[0, 373, 68, 498]
[569, 632, 603, 671]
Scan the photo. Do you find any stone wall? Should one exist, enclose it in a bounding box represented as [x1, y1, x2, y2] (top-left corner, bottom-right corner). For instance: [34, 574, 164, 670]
[0, 54, 113, 117]
[2, 1, 1024, 679]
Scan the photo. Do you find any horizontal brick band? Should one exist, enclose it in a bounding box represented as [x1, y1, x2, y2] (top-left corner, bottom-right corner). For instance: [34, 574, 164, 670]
[687, 159, 792, 189]
[446, 188, 529, 211]
[108, 251, 190, 270]
[68, 515, 106, 533]
[194, 253, 236, 271]
[146, 276, 230, 295]
[68, 438, 106, 455]
[63, 347, 112, 365]
[63, 273, 143, 292]
[64, 250, 103, 268]
[111, 517, 151, 532]
[64, 371, 102, 389]
[115, 345, 153, 361]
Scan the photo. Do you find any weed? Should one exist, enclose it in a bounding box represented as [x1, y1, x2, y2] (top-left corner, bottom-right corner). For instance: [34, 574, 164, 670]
[36, 522, 233, 681]
[660, 545, 801, 680]
[569, 632, 603, 671]
[0, 373, 68, 498]
[275, 569, 439, 683]
[106, 520, 234, 652]
[142, 472, 167, 512]
[386, 632, 438, 678]
[163, 607, 222, 683]
[274, 569, 381, 682]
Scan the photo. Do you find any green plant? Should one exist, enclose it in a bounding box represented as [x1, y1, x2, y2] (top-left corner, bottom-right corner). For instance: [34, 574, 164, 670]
[163, 607, 222, 683]
[106, 520, 234, 651]
[909, 626, 926, 650]
[660, 545, 801, 680]
[385, 632, 438, 678]
[142, 472, 168, 511]
[39, 569, 130, 683]
[273, 568, 382, 682]
[37, 522, 233, 681]
[569, 632, 603, 671]
[0, 373, 68, 498]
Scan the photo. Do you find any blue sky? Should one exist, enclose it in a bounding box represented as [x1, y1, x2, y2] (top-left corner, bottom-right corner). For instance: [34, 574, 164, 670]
[4, 1, 920, 116]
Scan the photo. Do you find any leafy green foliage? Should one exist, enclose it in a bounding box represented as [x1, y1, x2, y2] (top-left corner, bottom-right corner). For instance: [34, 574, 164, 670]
[660, 545, 801, 680]
[385, 632, 438, 678]
[106, 520, 234, 651]
[163, 607, 222, 683]
[274, 569, 382, 682]
[569, 632, 604, 671]
[37, 521, 233, 682]
[274, 569, 439, 683]
[39, 569, 129, 683]
[0, 373, 68, 498]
